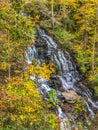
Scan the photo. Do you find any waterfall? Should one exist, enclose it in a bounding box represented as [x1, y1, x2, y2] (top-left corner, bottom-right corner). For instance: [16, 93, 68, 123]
[26, 29, 98, 130]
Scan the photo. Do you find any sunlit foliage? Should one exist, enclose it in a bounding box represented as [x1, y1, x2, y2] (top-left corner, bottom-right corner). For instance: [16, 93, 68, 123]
[0, 0, 58, 130]
[0, 61, 58, 129]
[25, 62, 55, 81]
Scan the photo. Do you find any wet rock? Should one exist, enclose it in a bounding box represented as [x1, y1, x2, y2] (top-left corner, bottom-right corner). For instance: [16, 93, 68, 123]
[35, 35, 47, 47]
[49, 76, 64, 91]
[62, 90, 80, 103]
[35, 41, 47, 48]
[92, 96, 98, 104]
[57, 95, 65, 100]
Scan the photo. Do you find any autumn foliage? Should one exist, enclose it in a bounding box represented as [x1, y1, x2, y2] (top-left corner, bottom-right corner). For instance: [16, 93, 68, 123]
[0, 0, 58, 130]
[0, 0, 98, 129]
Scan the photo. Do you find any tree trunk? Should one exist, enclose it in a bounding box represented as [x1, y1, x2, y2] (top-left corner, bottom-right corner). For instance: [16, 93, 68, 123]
[92, 27, 96, 74]
[83, 0, 88, 50]
[7, 30, 11, 82]
[51, 3, 54, 29]
[83, 29, 87, 50]
[92, 3, 98, 74]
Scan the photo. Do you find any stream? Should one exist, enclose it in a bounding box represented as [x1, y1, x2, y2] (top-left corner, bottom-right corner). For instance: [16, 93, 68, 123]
[26, 29, 98, 130]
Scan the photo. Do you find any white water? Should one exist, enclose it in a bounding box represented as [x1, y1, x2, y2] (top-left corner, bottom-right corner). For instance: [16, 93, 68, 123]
[26, 29, 98, 130]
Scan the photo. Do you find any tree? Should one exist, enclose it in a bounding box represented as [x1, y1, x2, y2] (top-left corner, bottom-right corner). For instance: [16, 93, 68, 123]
[0, 0, 33, 81]
[91, 1, 98, 74]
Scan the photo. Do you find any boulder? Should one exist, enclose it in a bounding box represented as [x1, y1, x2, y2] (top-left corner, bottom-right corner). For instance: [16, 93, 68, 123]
[62, 90, 79, 103]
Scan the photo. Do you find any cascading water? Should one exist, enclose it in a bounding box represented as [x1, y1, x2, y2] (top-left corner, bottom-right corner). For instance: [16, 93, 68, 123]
[26, 29, 98, 130]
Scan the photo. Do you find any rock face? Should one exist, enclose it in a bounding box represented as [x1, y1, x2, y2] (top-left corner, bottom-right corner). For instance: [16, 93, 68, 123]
[89, 112, 98, 130]
[62, 90, 79, 103]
